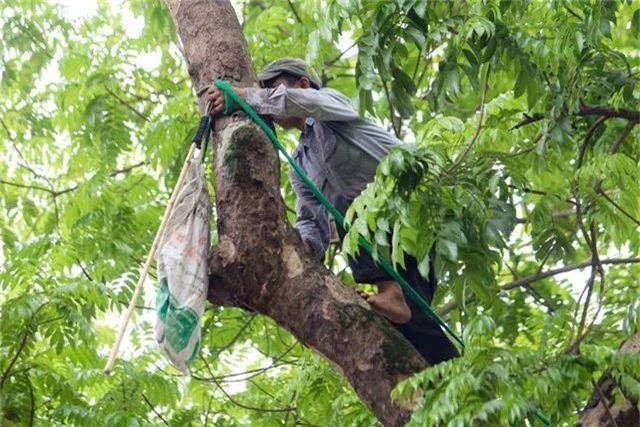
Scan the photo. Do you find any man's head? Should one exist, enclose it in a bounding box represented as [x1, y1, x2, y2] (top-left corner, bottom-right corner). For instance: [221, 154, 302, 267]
[257, 58, 322, 130]
[258, 58, 322, 90]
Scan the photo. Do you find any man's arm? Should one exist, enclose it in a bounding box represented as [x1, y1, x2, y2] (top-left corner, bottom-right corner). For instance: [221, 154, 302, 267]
[243, 86, 359, 122]
[290, 170, 330, 260]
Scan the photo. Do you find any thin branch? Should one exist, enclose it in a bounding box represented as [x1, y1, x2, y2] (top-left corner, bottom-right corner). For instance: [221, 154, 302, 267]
[607, 120, 636, 155]
[0, 179, 55, 194]
[439, 257, 640, 315]
[27, 373, 35, 427]
[212, 378, 295, 413]
[213, 313, 257, 356]
[19, 23, 54, 59]
[325, 41, 358, 67]
[0, 329, 29, 389]
[412, 52, 422, 82]
[501, 257, 636, 292]
[577, 116, 606, 168]
[142, 393, 170, 427]
[445, 64, 491, 173]
[507, 184, 577, 205]
[1, 162, 147, 197]
[1, 118, 54, 185]
[381, 79, 401, 138]
[511, 113, 544, 130]
[204, 395, 214, 427]
[104, 85, 150, 122]
[286, 0, 303, 24]
[111, 161, 147, 176]
[565, 6, 584, 20]
[598, 191, 640, 227]
[594, 121, 635, 203]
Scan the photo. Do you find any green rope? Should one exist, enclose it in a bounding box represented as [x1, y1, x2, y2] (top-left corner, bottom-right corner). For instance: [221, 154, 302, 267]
[213, 79, 551, 426]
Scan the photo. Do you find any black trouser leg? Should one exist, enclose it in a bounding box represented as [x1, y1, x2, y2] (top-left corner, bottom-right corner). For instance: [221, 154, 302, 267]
[334, 195, 459, 364]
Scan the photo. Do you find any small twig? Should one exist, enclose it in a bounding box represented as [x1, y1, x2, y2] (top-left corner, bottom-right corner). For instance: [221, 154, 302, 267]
[212, 378, 295, 413]
[0, 330, 29, 389]
[142, 393, 170, 427]
[284, 204, 296, 215]
[204, 395, 214, 427]
[286, 0, 303, 24]
[0, 179, 55, 194]
[214, 313, 257, 355]
[27, 372, 35, 426]
[598, 191, 640, 227]
[0, 162, 147, 197]
[565, 6, 583, 20]
[608, 120, 636, 155]
[577, 116, 607, 168]
[104, 85, 150, 122]
[445, 64, 491, 173]
[412, 51, 422, 81]
[381, 79, 401, 138]
[19, 22, 54, 59]
[511, 113, 545, 130]
[438, 257, 640, 315]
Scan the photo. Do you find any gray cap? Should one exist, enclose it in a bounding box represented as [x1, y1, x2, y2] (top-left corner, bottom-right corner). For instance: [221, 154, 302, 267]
[258, 58, 322, 89]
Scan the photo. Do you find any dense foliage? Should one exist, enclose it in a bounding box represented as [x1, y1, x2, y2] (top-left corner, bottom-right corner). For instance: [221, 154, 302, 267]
[1, 0, 639, 426]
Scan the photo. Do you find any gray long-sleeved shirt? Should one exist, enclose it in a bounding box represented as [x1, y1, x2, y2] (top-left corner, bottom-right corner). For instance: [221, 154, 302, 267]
[244, 85, 400, 258]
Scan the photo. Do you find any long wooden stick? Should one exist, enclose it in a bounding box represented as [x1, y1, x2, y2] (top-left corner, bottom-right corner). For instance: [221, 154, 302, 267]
[104, 142, 198, 374]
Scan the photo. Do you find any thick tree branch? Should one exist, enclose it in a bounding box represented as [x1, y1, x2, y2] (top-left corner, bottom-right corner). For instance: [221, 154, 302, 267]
[164, 2, 426, 425]
[579, 103, 640, 122]
[512, 103, 640, 130]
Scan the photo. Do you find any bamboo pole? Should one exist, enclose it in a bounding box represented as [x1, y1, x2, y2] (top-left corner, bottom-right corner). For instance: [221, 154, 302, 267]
[104, 142, 198, 374]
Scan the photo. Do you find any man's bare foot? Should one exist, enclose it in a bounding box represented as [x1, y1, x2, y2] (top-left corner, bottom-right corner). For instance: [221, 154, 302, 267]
[357, 281, 411, 324]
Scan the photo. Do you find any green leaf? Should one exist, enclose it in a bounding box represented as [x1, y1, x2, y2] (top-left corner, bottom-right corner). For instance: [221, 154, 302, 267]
[632, 9, 640, 36]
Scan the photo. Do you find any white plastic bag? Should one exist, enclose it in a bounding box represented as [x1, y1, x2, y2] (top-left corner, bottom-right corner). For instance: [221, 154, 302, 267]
[155, 159, 210, 373]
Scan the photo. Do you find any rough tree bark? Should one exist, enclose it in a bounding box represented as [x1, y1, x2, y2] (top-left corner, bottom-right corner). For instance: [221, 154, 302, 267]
[578, 333, 640, 427]
[162, 1, 428, 425]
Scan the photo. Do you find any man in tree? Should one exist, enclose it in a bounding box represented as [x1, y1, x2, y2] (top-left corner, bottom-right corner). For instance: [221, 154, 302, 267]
[207, 58, 458, 365]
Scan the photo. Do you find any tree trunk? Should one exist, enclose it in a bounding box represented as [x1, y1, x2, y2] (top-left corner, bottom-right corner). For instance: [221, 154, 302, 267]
[162, 1, 428, 425]
[578, 333, 640, 427]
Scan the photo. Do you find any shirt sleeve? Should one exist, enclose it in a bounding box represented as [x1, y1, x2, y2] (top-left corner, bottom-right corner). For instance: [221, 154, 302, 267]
[244, 85, 359, 122]
[289, 169, 330, 260]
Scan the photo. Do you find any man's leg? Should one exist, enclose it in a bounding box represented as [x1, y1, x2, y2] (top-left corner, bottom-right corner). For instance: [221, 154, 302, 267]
[358, 279, 411, 324]
[354, 251, 460, 365]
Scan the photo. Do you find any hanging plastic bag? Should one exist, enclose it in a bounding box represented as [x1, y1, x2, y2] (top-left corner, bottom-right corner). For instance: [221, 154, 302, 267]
[154, 158, 210, 373]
